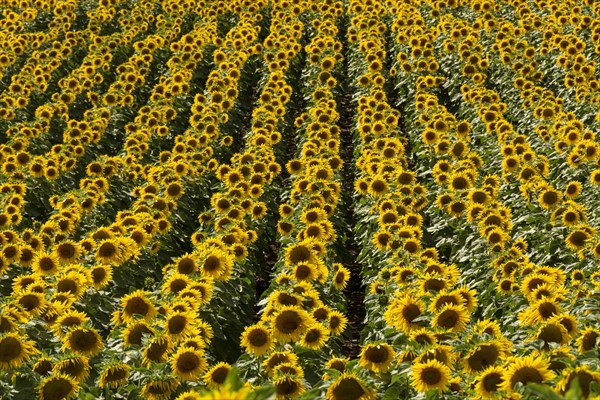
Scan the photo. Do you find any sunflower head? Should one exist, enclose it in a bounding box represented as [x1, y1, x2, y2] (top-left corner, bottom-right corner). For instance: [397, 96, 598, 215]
[326, 373, 374, 400]
[411, 359, 451, 393]
[203, 362, 231, 388]
[359, 343, 396, 373]
[62, 327, 103, 357]
[38, 373, 80, 400]
[99, 362, 131, 389]
[171, 345, 207, 381]
[240, 324, 272, 356]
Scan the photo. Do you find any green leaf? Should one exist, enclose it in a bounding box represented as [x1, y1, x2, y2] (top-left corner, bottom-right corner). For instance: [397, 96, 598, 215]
[525, 383, 565, 400]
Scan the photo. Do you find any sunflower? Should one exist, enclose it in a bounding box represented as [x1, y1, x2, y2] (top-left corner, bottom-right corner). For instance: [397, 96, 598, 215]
[501, 355, 555, 393]
[33, 356, 54, 376]
[293, 262, 318, 282]
[576, 326, 599, 353]
[300, 323, 329, 350]
[464, 341, 505, 373]
[95, 239, 122, 265]
[165, 310, 196, 341]
[273, 361, 304, 380]
[171, 345, 207, 381]
[556, 365, 600, 397]
[429, 290, 465, 313]
[174, 390, 202, 400]
[90, 264, 112, 289]
[538, 188, 561, 209]
[38, 373, 79, 400]
[53, 310, 89, 337]
[332, 265, 350, 290]
[475, 365, 505, 399]
[325, 357, 348, 375]
[519, 297, 561, 325]
[53, 355, 90, 382]
[359, 343, 396, 373]
[274, 375, 305, 399]
[455, 286, 478, 312]
[328, 310, 347, 336]
[565, 228, 591, 251]
[119, 290, 157, 323]
[16, 290, 46, 315]
[142, 335, 171, 366]
[240, 324, 272, 356]
[271, 306, 314, 343]
[433, 304, 470, 333]
[203, 362, 230, 388]
[519, 269, 552, 293]
[409, 329, 437, 346]
[123, 321, 154, 347]
[0, 332, 37, 369]
[199, 249, 233, 281]
[411, 359, 451, 393]
[263, 351, 299, 376]
[326, 373, 375, 400]
[62, 327, 103, 357]
[384, 294, 425, 333]
[33, 251, 60, 275]
[54, 241, 80, 264]
[140, 377, 179, 400]
[285, 242, 315, 266]
[98, 362, 131, 389]
[174, 254, 197, 275]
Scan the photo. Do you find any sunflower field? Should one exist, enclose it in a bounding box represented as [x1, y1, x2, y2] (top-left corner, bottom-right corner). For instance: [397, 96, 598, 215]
[0, 0, 599, 398]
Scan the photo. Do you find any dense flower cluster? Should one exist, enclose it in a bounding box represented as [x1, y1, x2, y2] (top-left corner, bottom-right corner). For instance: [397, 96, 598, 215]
[0, 0, 598, 399]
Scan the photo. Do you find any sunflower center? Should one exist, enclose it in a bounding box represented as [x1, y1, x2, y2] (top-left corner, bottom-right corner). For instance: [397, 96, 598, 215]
[91, 267, 107, 283]
[125, 297, 150, 316]
[42, 377, 74, 400]
[332, 377, 367, 400]
[146, 340, 168, 361]
[581, 331, 598, 351]
[276, 311, 301, 333]
[423, 278, 445, 292]
[482, 372, 502, 392]
[248, 329, 268, 347]
[203, 255, 221, 271]
[177, 352, 200, 372]
[295, 264, 312, 279]
[364, 346, 389, 363]
[57, 359, 85, 377]
[0, 337, 21, 362]
[58, 244, 75, 259]
[276, 377, 299, 395]
[510, 367, 543, 387]
[70, 330, 98, 351]
[437, 310, 458, 328]
[421, 367, 442, 384]
[288, 245, 312, 264]
[278, 293, 299, 306]
[38, 257, 56, 271]
[402, 304, 421, 322]
[538, 302, 557, 319]
[127, 324, 152, 346]
[98, 242, 117, 258]
[57, 279, 78, 295]
[211, 366, 229, 384]
[168, 315, 187, 334]
[106, 367, 128, 381]
[177, 258, 195, 274]
[19, 294, 40, 311]
[468, 345, 499, 371]
[305, 329, 321, 343]
[538, 325, 564, 345]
